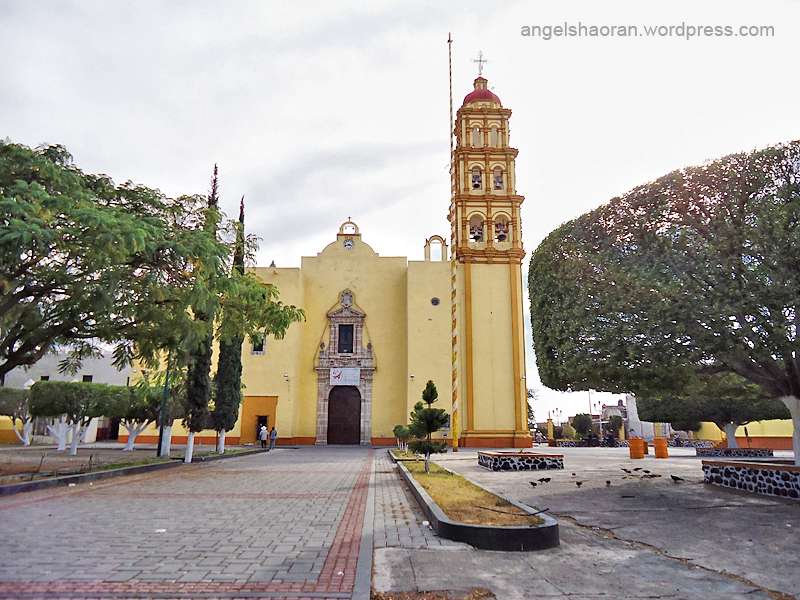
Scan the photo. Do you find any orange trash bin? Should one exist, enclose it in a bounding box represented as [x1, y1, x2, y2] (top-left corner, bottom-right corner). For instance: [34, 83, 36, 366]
[629, 438, 644, 459]
[654, 437, 669, 458]
[642, 439, 649, 455]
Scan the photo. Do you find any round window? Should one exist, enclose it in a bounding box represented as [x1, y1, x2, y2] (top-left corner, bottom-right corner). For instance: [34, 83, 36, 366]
[431, 297, 440, 306]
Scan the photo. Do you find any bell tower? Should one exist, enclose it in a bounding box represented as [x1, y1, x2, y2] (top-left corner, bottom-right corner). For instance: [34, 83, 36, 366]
[450, 70, 530, 447]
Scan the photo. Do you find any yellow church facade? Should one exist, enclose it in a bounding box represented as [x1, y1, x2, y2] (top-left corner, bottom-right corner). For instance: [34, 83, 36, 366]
[119, 75, 531, 449]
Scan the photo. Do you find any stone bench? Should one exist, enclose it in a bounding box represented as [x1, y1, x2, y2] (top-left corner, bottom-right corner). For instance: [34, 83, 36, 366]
[702, 460, 799, 500]
[478, 451, 564, 471]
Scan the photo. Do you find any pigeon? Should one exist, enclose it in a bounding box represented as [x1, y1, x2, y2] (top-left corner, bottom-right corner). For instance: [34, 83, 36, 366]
[642, 470, 651, 474]
[538, 477, 551, 483]
[571, 472, 577, 477]
[575, 481, 584, 487]
[529, 481, 538, 487]
[670, 475, 685, 483]
[621, 468, 632, 474]
[633, 467, 643, 472]
[605, 480, 611, 487]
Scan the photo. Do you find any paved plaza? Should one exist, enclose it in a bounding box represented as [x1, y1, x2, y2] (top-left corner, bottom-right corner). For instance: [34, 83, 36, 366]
[0, 446, 797, 599]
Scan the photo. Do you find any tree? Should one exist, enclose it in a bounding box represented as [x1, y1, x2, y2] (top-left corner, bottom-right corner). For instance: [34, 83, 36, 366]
[0, 142, 227, 382]
[529, 141, 800, 464]
[212, 198, 246, 454]
[29, 381, 128, 455]
[183, 165, 222, 463]
[526, 388, 537, 431]
[408, 380, 449, 472]
[392, 424, 410, 450]
[572, 413, 592, 439]
[0, 387, 32, 445]
[604, 415, 624, 439]
[638, 372, 789, 448]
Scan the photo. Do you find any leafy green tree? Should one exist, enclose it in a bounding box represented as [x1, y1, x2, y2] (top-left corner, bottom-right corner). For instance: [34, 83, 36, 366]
[572, 413, 592, 439]
[0, 387, 32, 445]
[0, 142, 226, 382]
[638, 372, 789, 447]
[529, 141, 800, 463]
[392, 424, 410, 450]
[135, 366, 186, 457]
[29, 381, 129, 455]
[604, 415, 624, 439]
[408, 380, 449, 472]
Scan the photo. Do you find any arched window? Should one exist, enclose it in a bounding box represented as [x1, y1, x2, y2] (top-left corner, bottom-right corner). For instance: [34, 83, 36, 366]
[493, 166, 503, 190]
[494, 215, 510, 243]
[490, 126, 500, 147]
[471, 166, 482, 190]
[469, 214, 485, 242]
[471, 126, 482, 147]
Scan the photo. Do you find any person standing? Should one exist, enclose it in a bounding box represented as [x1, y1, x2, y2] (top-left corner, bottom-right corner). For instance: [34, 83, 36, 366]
[269, 426, 277, 451]
[259, 424, 268, 450]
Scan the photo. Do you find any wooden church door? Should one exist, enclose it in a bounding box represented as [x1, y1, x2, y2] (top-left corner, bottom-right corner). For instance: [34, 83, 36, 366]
[327, 385, 361, 444]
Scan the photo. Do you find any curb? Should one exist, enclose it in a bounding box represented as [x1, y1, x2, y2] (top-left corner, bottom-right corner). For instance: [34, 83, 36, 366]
[396, 459, 559, 551]
[352, 450, 376, 599]
[0, 448, 265, 497]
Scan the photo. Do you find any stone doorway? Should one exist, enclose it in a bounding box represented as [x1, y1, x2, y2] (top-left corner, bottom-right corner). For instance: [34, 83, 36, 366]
[327, 386, 361, 445]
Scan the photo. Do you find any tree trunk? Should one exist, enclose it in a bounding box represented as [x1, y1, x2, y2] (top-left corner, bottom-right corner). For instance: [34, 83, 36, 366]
[723, 423, 739, 449]
[68, 422, 83, 456]
[217, 430, 225, 454]
[47, 417, 69, 451]
[159, 425, 172, 458]
[12, 419, 33, 446]
[424, 453, 430, 473]
[184, 431, 195, 463]
[123, 421, 148, 451]
[780, 396, 800, 466]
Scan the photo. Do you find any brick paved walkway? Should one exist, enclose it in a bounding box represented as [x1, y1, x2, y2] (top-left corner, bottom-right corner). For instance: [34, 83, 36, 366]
[0, 447, 373, 599]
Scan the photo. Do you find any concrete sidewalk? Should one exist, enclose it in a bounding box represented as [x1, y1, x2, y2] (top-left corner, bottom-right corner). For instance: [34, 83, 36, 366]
[372, 449, 798, 599]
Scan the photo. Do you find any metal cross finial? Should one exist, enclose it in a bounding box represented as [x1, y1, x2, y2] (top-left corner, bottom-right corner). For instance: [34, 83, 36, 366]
[473, 51, 487, 76]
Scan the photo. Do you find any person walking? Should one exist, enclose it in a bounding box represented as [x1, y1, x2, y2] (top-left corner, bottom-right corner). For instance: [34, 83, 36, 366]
[269, 426, 277, 451]
[259, 424, 268, 450]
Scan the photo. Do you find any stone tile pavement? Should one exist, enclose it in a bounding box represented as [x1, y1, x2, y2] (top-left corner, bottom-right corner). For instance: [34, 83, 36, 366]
[0, 446, 373, 599]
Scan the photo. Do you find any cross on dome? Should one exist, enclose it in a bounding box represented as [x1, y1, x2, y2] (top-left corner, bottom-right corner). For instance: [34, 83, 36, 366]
[472, 51, 488, 76]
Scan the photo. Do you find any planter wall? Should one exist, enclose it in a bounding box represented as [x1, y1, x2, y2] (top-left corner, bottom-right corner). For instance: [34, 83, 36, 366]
[478, 451, 563, 471]
[696, 447, 774, 458]
[702, 460, 800, 500]
[396, 461, 559, 551]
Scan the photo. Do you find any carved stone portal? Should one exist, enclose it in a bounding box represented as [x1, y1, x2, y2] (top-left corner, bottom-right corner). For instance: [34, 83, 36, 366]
[315, 290, 374, 445]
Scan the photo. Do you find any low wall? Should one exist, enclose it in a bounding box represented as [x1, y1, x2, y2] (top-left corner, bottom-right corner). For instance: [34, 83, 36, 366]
[697, 447, 774, 458]
[702, 460, 800, 500]
[478, 451, 564, 471]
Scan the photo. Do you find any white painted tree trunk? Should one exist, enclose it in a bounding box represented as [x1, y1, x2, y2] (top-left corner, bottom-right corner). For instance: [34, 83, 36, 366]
[12, 419, 33, 446]
[184, 431, 195, 463]
[216, 430, 225, 454]
[122, 421, 150, 451]
[68, 422, 85, 456]
[159, 425, 173, 458]
[780, 395, 800, 466]
[723, 423, 739, 449]
[47, 417, 69, 451]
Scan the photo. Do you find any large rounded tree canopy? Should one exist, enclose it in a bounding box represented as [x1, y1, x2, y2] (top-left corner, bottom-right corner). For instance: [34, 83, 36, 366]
[529, 141, 800, 403]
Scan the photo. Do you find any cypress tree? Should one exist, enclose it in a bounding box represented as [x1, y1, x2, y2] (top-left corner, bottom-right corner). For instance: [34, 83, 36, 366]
[184, 164, 220, 462]
[212, 197, 246, 453]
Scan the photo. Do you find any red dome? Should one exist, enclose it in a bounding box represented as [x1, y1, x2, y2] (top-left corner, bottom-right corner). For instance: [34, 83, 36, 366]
[463, 77, 501, 106]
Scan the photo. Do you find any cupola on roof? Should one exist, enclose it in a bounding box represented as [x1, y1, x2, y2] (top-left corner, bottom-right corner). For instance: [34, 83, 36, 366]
[462, 77, 501, 107]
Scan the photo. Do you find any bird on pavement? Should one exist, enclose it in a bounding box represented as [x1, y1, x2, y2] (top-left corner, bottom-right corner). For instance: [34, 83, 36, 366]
[571, 472, 577, 477]
[575, 481, 584, 487]
[621, 468, 632, 474]
[633, 467, 643, 472]
[643, 469, 651, 474]
[529, 481, 538, 487]
[605, 480, 611, 487]
[670, 475, 685, 483]
[538, 477, 551, 483]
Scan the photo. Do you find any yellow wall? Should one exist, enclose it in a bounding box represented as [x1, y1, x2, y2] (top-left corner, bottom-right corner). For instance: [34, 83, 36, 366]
[696, 419, 794, 441]
[0, 416, 18, 443]
[407, 260, 452, 437]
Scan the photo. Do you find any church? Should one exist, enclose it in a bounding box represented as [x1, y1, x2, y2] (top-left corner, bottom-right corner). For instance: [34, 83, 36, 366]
[122, 73, 531, 449]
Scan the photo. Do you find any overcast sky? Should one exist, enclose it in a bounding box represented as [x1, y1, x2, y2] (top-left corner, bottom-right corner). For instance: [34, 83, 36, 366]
[2, 0, 799, 421]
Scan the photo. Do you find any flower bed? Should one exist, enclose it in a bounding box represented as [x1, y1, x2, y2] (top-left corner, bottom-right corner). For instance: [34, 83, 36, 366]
[478, 451, 564, 471]
[396, 460, 559, 551]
